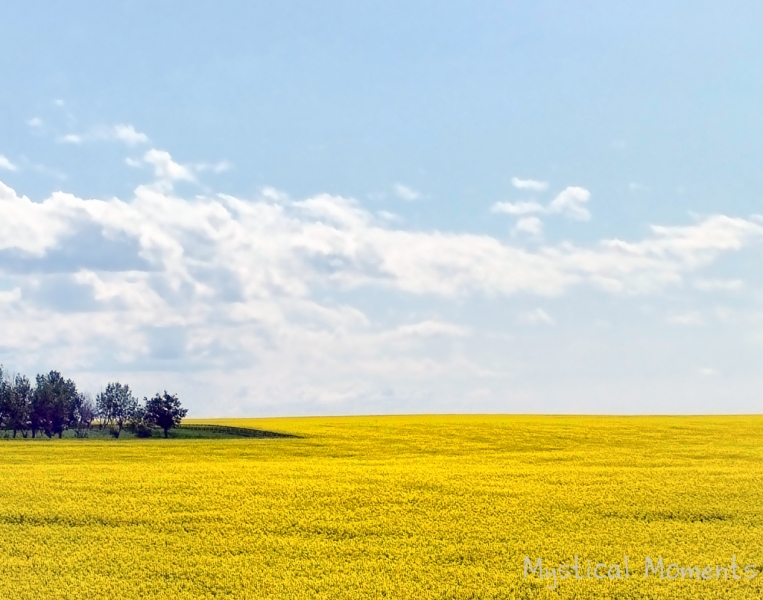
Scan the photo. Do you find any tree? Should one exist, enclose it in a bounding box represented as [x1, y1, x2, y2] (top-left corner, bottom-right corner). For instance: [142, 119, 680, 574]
[0, 368, 32, 438]
[145, 392, 187, 438]
[0, 366, 7, 431]
[33, 371, 79, 438]
[5, 375, 32, 438]
[71, 392, 97, 437]
[96, 383, 137, 438]
[128, 402, 154, 438]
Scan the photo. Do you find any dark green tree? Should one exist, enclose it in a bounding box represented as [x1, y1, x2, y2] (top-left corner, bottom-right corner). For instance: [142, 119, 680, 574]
[33, 371, 78, 438]
[145, 392, 187, 438]
[5, 374, 32, 438]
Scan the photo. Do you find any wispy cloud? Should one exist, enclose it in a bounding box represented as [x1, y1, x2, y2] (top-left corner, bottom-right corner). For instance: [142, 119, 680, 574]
[518, 308, 555, 325]
[693, 278, 744, 292]
[492, 201, 544, 216]
[698, 367, 720, 377]
[393, 320, 470, 338]
[0, 156, 17, 171]
[511, 177, 548, 192]
[59, 133, 83, 144]
[58, 124, 149, 147]
[32, 164, 67, 180]
[393, 183, 423, 201]
[194, 160, 231, 174]
[666, 312, 704, 326]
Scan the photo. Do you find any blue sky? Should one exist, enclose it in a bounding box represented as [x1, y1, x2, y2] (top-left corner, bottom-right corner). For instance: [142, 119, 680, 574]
[1, 2, 763, 415]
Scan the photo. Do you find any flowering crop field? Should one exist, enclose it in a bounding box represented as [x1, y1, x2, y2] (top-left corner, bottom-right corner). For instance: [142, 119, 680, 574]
[0, 415, 761, 599]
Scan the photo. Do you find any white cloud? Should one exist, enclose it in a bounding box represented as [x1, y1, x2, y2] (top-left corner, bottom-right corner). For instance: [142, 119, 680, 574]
[0, 156, 17, 171]
[112, 124, 149, 146]
[491, 201, 544, 216]
[27, 117, 43, 129]
[0, 182, 73, 255]
[0, 181, 760, 300]
[518, 308, 555, 325]
[194, 160, 231, 174]
[393, 320, 470, 338]
[57, 124, 149, 147]
[548, 186, 591, 221]
[494, 186, 592, 222]
[698, 367, 720, 377]
[393, 183, 422, 201]
[666, 312, 704, 326]
[511, 177, 548, 192]
[143, 149, 195, 183]
[59, 134, 83, 144]
[377, 210, 401, 222]
[1, 177, 763, 413]
[513, 216, 543, 236]
[693, 278, 744, 292]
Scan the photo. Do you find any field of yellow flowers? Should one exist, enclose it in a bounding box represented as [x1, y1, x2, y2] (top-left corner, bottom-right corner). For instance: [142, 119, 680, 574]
[0, 415, 761, 599]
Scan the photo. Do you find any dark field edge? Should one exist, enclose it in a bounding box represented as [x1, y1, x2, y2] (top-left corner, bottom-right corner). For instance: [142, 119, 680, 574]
[177, 424, 301, 438]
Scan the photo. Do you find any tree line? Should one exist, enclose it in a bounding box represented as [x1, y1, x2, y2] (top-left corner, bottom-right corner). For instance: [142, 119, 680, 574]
[0, 366, 187, 439]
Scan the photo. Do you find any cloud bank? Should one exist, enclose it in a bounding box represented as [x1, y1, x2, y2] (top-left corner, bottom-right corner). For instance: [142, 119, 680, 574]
[1, 153, 762, 414]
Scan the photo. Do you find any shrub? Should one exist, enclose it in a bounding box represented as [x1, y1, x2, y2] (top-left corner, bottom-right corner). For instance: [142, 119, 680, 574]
[134, 423, 154, 438]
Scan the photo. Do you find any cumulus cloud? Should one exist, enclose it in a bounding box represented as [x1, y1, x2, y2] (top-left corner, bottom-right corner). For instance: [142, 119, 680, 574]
[493, 186, 592, 223]
[548, 186, 591, 221]
[511, 177, 548, 192]
[393, 183, 423, 201]
[0, 182, 73, 255]
[1, 176, 762, 412]
[0, 156, 17, 171]
[143, 149, 195, 183]
[1, 183, 760, 300]
[513, 216, 543, 236]
[27, 117, 43, 129]
[112, 124, 149, 146]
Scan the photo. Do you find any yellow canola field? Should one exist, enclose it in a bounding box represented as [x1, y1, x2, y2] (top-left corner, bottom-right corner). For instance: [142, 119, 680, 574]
[0, 415, 761, 599]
